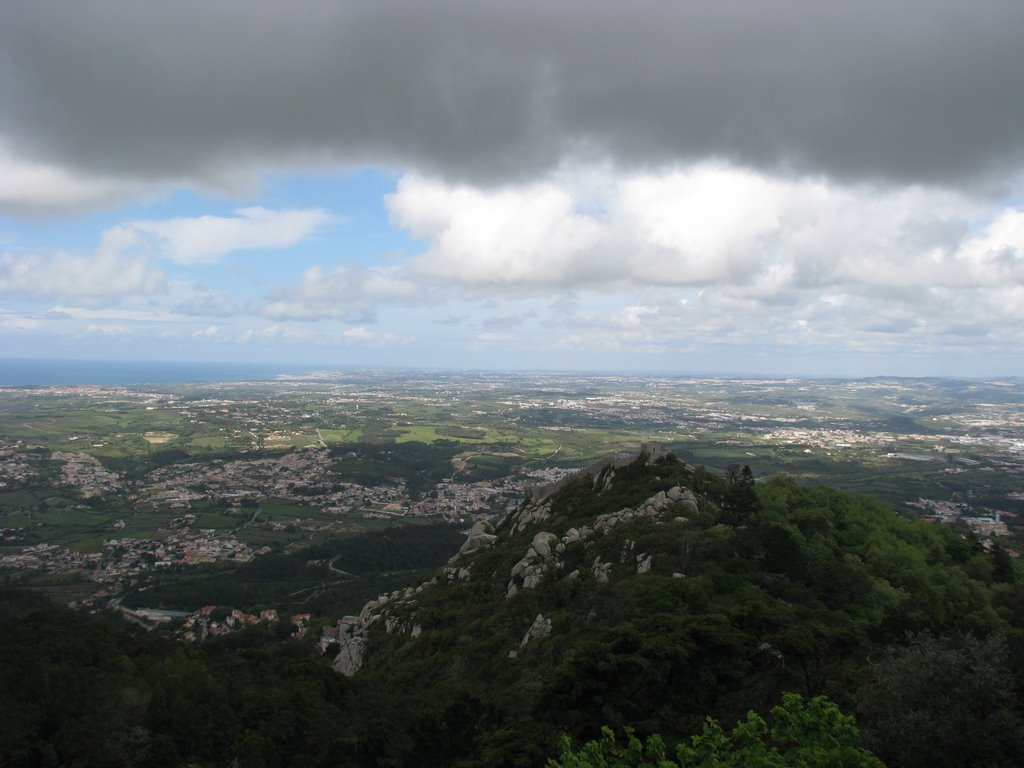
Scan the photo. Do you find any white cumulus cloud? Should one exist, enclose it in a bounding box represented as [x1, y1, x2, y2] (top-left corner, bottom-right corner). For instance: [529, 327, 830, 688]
[103, 207, 334, 265]
[388, 164, 1021, 298]
[390, 175, 613, 288]
[0, 250, 166, 300]
[264, 264, 419, 321]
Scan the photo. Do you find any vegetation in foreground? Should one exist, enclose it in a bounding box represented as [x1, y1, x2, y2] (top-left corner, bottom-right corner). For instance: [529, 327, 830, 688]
[549, 693, 884, 767]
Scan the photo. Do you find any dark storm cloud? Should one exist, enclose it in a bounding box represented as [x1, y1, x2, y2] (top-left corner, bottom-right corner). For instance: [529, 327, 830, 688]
[3, 0, 1023, 189]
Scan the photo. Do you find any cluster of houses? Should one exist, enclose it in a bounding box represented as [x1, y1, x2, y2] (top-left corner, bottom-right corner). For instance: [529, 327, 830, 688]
[175, 604, 316, 643]
[101, 528, 270, 573]
[146, 448, 335, 502]
[0, 447, 36, 487]
[144, 445, 525, 522]
[912, 498, 1014, 547]
[413, 477, 519, 518]
[53, 450, 122, 498]
[0, 527, 271, 584]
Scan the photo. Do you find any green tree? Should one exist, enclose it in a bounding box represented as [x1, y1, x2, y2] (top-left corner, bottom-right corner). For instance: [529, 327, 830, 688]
[721, 464, 759, 525]
[856, 633, 1024, 768]
[547, 693, 884, 768]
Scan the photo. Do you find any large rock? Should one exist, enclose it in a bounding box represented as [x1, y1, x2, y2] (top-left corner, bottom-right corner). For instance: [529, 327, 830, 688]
[520, 613, 552, 647]
[589, 486, 696, 534]
[333, 635, 366, 676]
[592, 557, 613, 583]
[674, 487, 700, 515]
[450, 520, 497, 562]
[507, 531, 562, 597]
[510, 501, 553, 535]
[530, 531, 558, 559]
[563, 527, 585, 545]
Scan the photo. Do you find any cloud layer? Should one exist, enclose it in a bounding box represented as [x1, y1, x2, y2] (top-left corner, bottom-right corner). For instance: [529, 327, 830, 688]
[3, 0, 1024, 213]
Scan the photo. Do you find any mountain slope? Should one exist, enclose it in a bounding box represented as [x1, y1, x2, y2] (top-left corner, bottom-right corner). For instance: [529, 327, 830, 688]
[334, 450, 1024, 766]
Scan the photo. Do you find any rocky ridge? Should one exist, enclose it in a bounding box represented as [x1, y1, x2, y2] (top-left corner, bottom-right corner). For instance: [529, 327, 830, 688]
[332, 450, 699, 676]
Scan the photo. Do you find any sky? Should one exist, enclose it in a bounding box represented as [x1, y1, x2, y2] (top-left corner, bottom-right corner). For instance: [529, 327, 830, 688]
[1, 1, 1023, 378]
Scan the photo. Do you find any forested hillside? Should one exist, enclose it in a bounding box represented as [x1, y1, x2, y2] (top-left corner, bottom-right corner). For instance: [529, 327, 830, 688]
[3, 452, 1023, 767]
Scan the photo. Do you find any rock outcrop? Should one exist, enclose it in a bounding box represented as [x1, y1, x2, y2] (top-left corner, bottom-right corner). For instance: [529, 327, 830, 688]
[510, 501, 552, 536]
[520, 613, 552, 647]
[332, 581, 432, 676]
[592, 556, 613, 583]
[520, 443, 670, 502]
[449, 520, 497, 561]
[504, 483, 694, 596]
[334, 448, 698, 676]
[333, 616, 367, 676]
[507, 531, 562, 597]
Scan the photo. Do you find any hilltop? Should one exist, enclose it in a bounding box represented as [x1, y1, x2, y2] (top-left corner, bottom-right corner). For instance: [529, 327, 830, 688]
[325, 449, 1024, 766]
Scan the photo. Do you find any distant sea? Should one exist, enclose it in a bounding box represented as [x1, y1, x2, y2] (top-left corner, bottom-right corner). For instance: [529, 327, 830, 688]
[0, 359, 311, 387]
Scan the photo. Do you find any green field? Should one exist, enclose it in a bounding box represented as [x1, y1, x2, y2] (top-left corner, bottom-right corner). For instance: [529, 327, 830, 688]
[194, 512, 241, 529]
[261, 499, 320, 520]
[319, 427, 362, 443]
[0, 489, 43, 510]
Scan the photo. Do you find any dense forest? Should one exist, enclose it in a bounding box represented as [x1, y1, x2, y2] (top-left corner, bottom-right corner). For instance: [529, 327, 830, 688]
[3, 453, 1024, 767]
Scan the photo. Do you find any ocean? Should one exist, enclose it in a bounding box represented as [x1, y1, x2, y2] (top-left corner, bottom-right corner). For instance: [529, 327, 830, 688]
[0, 358, 311, 387]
